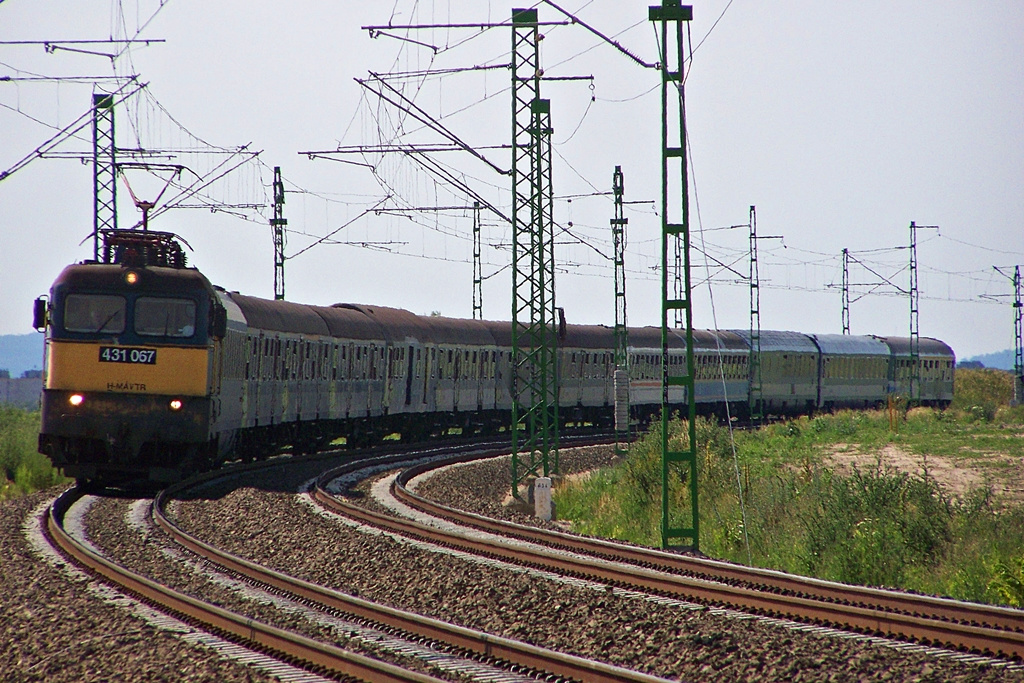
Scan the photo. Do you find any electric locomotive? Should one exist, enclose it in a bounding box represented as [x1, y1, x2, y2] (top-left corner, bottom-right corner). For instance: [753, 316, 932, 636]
[35, 231, 228, 484]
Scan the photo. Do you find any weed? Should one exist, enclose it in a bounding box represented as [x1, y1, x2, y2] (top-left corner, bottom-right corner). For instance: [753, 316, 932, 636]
[800, 462, 952, 587]
[553, 369, 1024, 605]
[989, 557, 1024, 607]
[0, 406, 67, 499]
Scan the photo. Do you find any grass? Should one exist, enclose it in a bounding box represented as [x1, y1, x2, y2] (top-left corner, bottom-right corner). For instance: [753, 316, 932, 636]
[0, 405, 69, 500]
[555, 368, 1024, 606]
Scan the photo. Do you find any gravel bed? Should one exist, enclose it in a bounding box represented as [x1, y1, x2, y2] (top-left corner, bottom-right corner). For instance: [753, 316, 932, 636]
[412, 445, 619, 528]
[0, 488, 277, 682]
[80, 491, 471, 683]
[172, 458, 1022, 683]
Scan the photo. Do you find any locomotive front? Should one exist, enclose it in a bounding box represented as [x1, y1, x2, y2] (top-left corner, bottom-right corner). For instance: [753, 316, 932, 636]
[37, 251, 225, 484]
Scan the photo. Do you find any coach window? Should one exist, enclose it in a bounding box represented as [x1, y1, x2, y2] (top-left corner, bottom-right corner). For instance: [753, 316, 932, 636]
[64, 294, 126, 334]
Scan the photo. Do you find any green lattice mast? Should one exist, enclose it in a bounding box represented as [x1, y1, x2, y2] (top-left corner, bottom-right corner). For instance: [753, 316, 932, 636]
[271, 166, 287, 300]
[510, 8, 558, 498]
[93, 93, 117, 261]
[749, 205, 763, 424]
[650, 1, 697, 551]
[612, 165, 630, 451]
[473, 201, 483, 319]
[1015, 265, 1023, 405]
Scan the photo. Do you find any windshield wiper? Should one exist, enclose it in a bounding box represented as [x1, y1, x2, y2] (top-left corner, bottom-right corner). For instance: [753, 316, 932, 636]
[95, 310, 121, 333]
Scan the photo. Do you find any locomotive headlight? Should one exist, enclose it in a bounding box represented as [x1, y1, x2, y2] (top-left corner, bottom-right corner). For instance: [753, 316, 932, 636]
[169, 398, 183, 411]
[69, 394, 84, 407]
[125, 270, 139, 285]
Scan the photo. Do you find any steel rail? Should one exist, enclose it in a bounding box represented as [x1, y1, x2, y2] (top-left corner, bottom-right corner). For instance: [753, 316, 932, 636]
[310, 458, 1024, 661]
[45, 486, 445, 683]
[393, 455, 1024, 634]
[152, 436, 670, 683]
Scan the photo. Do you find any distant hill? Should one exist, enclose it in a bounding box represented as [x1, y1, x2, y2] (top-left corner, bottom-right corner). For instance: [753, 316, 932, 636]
[0, 334, 44, 378]
[961, 349, 1017, 371]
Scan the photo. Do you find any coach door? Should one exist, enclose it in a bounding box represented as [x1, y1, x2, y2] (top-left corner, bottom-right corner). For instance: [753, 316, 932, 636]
[453, 350, 461, 411]
[405, 344, 415, 406]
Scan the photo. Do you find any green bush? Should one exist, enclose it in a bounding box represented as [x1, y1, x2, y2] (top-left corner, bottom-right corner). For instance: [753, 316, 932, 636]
[0, 406, 37, 479]
[554, 403, 1024, 606]
[989, 556, 1024, 607]
[952, 368, 1016, 423]
[0, 406, 66, 499]
[801, 462, 953, 587]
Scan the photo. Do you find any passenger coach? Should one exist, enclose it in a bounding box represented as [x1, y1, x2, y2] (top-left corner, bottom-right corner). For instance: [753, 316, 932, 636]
[35, 231, 955, 485]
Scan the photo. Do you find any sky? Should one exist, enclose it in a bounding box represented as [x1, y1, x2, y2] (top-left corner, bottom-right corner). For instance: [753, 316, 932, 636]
[1, 1, 1022, 360]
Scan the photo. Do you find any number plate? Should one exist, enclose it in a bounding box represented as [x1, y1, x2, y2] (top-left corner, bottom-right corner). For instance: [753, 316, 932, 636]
[99, 346, 157, 365]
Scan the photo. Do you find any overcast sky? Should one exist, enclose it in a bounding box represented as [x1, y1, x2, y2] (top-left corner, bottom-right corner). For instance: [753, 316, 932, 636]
[2, 1, 1022, 359]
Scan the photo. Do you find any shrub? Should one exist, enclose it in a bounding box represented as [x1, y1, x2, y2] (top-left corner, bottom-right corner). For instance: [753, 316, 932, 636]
[800, 462, 953, 587]
[0, 406, 67, 498]
[555, 401, 1024, 606]
[989, 557, 1024, 607]
[0, 406, 38, 480]
[952, 368, 1014, 422]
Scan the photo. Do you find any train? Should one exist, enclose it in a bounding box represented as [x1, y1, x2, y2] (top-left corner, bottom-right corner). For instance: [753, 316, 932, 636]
[34, 232, 955, 485]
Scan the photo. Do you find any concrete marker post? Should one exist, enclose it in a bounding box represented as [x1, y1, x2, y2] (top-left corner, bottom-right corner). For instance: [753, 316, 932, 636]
[533, 476, 552, 521]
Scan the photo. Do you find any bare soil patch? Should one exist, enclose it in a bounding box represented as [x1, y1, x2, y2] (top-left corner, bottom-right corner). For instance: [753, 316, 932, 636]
[823, 443, 1024, 504]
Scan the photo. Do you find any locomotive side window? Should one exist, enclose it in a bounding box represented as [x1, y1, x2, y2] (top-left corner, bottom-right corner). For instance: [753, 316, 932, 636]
[64, 294, 126, 334]
[135, 297, 196, 337]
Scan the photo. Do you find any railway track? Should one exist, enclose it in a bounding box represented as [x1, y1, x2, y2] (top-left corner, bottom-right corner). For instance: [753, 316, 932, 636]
[311, 448, 1024, 664]
[35, 434, 1024, 681]
[45, 484, 447, 683]
[42, 436, 675, 683]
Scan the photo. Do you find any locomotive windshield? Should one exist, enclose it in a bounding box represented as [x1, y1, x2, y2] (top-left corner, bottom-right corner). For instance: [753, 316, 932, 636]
[63, 294, 126, 334]
[134, 297, 197, 338]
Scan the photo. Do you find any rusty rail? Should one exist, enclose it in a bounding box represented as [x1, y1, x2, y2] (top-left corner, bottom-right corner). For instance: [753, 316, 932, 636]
[310, 452, 1024, 661]
[151, 437, 670, 683]
[394, 456, 1024, 634]
[46, 486, 445, 683]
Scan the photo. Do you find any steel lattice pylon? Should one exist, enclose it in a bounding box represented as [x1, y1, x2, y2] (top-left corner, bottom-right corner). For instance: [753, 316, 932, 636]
[472, 201, 483, 319]
[612, 166, 630, 450]
[908, 221, 938, 404]
[92, 93, 117, 262]
[510, 8, 558, 498]
[992, 264, 1023, 405]
[650, 1, 697, 551]
[909, 221, 921, 403]
[271, 166, 287, 300]
[842, 247, 851, 334]
[749, 205, 764, 425]
[1008, 265, 1023, 405]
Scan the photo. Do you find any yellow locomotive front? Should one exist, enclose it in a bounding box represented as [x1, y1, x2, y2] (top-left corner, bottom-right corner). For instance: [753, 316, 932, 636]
[37, 236, 225, 484]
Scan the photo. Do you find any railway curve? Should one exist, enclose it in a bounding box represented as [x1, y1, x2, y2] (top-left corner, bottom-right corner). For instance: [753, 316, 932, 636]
[312, 446, 1024, 665]
[15, 437, 1023, 682]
